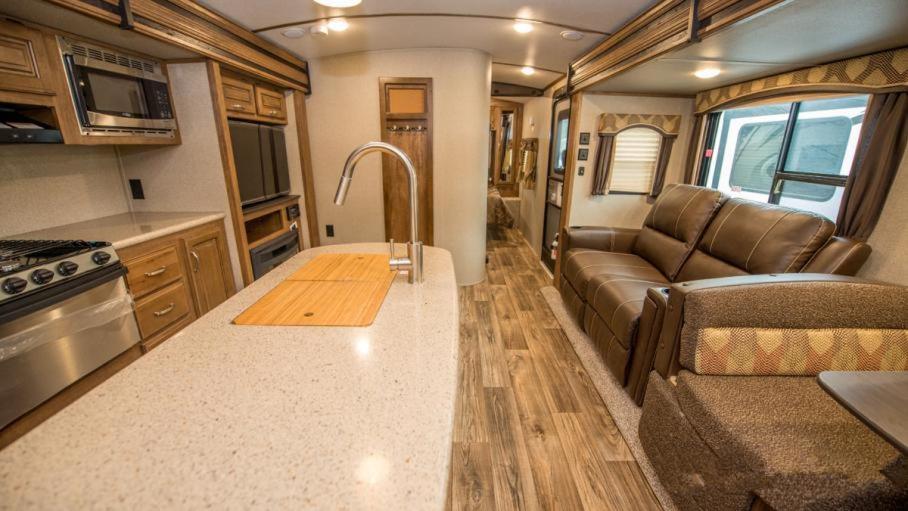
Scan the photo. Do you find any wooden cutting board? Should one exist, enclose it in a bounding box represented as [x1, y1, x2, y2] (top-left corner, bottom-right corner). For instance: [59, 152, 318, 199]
[233, 254, 396, 327]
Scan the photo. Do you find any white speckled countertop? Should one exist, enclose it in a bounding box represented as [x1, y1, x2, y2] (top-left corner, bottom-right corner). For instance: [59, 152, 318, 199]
[6, 211, 226, 248]
[0, 243, 460, 510]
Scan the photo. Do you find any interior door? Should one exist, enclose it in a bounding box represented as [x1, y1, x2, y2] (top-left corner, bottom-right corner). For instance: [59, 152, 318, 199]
[379, 78, 433, 244]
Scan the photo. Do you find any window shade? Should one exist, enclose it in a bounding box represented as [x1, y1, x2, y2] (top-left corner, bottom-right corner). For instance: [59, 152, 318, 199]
[611, 128, 662, 193]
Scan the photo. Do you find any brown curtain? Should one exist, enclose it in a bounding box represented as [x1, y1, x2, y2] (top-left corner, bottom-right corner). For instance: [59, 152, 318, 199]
[835, 92, 908, 240]
[649, 135, 676, 198]
[591, 134, 615, 196]
[683, 114, 704, 184]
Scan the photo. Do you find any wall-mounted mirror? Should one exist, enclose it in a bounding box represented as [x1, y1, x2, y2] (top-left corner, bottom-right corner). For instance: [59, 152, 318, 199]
[489, 99, 524, 197]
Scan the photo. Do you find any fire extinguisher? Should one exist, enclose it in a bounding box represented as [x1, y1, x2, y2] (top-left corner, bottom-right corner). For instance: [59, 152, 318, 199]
[550, 232, 559, 260]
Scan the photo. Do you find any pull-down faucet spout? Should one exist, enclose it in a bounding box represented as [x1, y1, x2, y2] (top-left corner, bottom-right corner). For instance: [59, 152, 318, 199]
[334, 142, 424, 283]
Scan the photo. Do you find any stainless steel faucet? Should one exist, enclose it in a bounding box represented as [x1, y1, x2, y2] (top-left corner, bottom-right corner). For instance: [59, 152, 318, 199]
[333, 142, 424, 283]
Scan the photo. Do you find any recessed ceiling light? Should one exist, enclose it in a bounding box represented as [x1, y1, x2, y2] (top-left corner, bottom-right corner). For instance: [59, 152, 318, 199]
[313, 0, 361, 7]
[310, 24, 329, 37]
[327, 18, 349, 31]
[694, 67, 721, 79]
[281, 27, 307, 39]
[513, 20, 534, 34]
[521, 66, 535, 76]
[560, 30, 584, 41]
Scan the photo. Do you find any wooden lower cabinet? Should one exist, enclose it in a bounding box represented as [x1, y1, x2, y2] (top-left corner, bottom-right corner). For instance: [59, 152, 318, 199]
[119, 220, 236, 351]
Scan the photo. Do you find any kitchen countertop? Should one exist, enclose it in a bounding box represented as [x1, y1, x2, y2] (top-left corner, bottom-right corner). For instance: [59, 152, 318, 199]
[7, 211, 226, 248]
[0, 243, 460, 510]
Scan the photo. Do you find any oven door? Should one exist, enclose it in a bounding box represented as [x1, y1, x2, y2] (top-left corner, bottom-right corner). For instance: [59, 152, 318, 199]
[0, 267, 141, 429]
[65, 55, 176, 131]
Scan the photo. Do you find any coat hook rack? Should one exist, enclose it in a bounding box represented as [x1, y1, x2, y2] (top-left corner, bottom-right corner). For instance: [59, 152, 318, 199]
[386, 125, 426, 132]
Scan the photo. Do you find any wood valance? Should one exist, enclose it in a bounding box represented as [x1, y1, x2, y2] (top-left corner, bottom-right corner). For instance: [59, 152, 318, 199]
[598, 113, 682, 136]
[695, 47, 908, 113]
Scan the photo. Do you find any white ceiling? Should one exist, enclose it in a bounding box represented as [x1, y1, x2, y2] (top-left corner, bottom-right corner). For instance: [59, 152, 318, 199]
[588, 0, 908, 95]
[492, 63, 562, 90]
[198, 0, 657, 89]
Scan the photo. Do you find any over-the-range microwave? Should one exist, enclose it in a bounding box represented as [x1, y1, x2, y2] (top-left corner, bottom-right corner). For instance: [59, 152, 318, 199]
[59, 37, 177, 138]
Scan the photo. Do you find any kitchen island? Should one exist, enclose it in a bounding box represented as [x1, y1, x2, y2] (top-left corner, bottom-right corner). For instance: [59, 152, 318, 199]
[0, 243, 459, 510]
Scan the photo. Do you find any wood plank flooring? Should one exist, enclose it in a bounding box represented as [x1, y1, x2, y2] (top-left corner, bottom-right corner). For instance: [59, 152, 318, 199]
[448, 226, 660, 510]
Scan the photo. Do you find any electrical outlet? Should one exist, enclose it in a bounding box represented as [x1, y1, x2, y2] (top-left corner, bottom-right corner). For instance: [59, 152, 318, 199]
[326, 224, 335, 237]
[128, 179, 145, 200]
[578, 167, 585, 176]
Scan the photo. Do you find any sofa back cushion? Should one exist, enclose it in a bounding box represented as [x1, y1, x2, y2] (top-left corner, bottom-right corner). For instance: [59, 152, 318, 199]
[675, 198, 834, 281]
[802, 236, 872, 276]
[632, 184, 725, 281]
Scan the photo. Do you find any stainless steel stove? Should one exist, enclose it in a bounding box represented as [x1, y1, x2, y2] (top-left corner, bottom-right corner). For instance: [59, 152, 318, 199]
[0, 239, 140, 429]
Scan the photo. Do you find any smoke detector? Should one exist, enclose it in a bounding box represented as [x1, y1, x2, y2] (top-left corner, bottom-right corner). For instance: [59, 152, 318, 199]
[560, 30, 584, 41]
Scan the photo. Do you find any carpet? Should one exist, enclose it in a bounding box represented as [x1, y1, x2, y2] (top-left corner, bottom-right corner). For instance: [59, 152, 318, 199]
[541, 285, 676, 511]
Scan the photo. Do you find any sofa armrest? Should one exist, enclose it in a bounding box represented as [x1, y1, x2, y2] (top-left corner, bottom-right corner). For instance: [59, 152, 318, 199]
[626, 286, 670, 405]
[653, 274, 908, 378]
[561, 226, 639, 255]
[801, 236, 872, 276]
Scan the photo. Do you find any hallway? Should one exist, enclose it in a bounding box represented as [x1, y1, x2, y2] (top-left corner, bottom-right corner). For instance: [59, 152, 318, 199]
[448, 226, 660, 510]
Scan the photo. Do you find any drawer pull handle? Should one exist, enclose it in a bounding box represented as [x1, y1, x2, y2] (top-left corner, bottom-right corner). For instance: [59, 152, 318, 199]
[144, 267, 167, 277]
[231, 103, 244, 109]
[269, 109, 277, 115]
[153, 303, 175, 317]
[191, 251, 201, 272]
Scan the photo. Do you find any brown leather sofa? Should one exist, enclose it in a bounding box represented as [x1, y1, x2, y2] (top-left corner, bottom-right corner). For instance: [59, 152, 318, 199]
[559, 184, 872, 404]
[639, 275, 908, 510]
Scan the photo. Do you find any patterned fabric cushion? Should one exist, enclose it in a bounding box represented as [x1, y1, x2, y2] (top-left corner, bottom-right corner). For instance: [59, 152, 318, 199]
[685, 327, 908, 376]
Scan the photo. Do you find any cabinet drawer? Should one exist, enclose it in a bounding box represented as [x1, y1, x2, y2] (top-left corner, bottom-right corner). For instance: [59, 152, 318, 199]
[124, 244, 183, 298]
[134, 280, 193, 339]
[255, 85, 286, 120]
[222, 75, 256, 114]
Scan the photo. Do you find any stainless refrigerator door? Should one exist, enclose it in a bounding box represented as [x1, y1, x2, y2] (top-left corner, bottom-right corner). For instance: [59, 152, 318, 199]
[0, 277, 141, 429]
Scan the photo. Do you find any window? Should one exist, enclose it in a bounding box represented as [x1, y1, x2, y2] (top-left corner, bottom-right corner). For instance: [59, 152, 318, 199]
[610, 127, 662, 193]
[699, 95, 868, 220]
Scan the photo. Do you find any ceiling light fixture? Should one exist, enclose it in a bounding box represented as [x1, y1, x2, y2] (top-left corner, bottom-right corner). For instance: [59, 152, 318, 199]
[310, 24, 330, 37]
[520, 66, 535, 76]
[694, 67, 721, 79]
[513, 20, 534, 34]
[313, 0, 361, 7]
[560, 30, 584, 41]
[281, 27, 307, 39]
[327, 18, 349, 31]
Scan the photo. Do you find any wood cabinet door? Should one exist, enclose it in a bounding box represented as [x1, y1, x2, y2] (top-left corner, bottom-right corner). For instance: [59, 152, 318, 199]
[0, 19, 55, 95]
[255, 84, 286, 121]
[185, 227, 234, 316]
[221, 74, 256, 115]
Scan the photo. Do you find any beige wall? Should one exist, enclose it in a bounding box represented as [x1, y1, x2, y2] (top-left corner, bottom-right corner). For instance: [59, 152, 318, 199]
[0, 145, 129, 237]
[306, 49, 490, 285]
[508, 95, 552, 257]
[860, 146, 908, 285]
[567, 94, 695, 228]
[118, 62, 243, 290]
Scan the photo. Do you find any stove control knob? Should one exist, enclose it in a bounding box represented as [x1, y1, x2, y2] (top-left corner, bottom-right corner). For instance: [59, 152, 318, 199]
[2, 277, 27, 295]
[31, 269, 55, 285]
[58, 261, 79, 276]
[92, 251, 112, 265]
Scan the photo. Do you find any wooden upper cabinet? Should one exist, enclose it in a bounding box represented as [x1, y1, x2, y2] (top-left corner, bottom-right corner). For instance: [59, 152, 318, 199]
[221, 70, 287, 124]
[222, 74, 256, 115]
[0, 19, 55, 98]
[185, 224, 235, 316]
[254, 84, 286, 121]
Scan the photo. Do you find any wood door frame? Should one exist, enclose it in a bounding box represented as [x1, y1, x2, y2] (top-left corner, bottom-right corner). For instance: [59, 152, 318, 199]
[378, 77, 434, 245]
[489, 98, 524, 197]
[552, 92, 583, 288]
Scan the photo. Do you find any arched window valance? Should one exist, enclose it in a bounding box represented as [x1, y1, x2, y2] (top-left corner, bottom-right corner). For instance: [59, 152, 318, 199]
[592, 113, 681, 197]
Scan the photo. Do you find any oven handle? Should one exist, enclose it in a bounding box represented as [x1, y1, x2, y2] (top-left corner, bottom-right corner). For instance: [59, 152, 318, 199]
[0, 264, 126, 325]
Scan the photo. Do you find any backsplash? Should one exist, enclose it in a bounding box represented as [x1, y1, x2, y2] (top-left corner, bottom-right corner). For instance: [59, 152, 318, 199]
[0, 145, 130, 237]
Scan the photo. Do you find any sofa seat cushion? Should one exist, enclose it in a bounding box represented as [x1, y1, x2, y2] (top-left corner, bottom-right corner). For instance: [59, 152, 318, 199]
[675, 371, 907, 509]
[562, 249, 667, 299]
[585, 276, 664, 349]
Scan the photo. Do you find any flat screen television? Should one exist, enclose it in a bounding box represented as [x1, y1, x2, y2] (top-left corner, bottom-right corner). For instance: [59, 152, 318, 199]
[229, 120, 291, 206]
